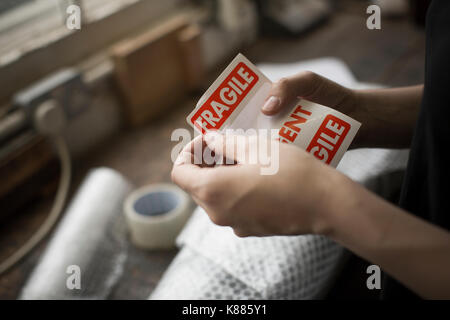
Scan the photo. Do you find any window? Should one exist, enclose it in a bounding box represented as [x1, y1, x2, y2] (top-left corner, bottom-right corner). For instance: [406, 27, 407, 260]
[0, 0, 180, 66]
[81, 0, 140, 23]
[0, 0, 62, 65]
[0, 0, 182, 104]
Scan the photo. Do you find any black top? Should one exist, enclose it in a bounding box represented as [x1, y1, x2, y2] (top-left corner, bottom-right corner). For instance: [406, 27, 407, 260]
[382, 0, 450, 299]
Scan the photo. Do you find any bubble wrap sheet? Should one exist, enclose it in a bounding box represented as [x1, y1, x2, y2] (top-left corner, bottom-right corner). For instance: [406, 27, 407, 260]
[151, 148, 409, 300]
[151, 59, 408, 300]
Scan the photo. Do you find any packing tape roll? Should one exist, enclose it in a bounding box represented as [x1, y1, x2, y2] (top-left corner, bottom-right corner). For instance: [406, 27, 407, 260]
[124, 184, 192, 249]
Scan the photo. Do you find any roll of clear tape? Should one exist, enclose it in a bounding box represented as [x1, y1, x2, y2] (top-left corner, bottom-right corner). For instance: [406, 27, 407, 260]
[124, 184, 192, 250]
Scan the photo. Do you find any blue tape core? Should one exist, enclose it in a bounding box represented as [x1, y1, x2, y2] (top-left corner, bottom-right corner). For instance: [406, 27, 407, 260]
[133, 191, 180, 217]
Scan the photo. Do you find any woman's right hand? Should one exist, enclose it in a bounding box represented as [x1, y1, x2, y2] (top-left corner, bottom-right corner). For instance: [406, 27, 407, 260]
[261, 71, 368, 147]
[262, 71, 357, 115]
[262, 71, 424, 149]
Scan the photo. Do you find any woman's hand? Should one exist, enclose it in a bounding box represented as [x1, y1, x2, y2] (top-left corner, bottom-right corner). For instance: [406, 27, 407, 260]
[261, 71, 370, 147]
[262, 71, 424, 148]
[171, 131, 450, 299]
[262, 71, 358, 117]
[170, 72, 450, 298]
[171, 132, 342, 237]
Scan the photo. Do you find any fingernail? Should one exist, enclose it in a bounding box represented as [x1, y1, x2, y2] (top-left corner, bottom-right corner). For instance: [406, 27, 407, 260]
[262, 96, 281, 112]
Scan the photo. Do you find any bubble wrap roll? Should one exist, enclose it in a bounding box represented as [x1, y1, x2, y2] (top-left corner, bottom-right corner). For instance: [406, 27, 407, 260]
[20, 167, 133, 300]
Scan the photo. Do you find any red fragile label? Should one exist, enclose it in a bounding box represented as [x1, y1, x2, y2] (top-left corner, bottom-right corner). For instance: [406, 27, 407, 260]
[189, 62, 259, 134]
[306, 114, 350, 164]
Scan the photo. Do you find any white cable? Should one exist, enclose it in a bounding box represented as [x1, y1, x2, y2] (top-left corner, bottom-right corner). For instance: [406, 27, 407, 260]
[0, 101, 71, 275]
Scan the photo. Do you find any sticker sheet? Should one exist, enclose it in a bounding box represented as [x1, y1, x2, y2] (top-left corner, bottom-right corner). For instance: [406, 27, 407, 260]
[187, 53, 361, 167]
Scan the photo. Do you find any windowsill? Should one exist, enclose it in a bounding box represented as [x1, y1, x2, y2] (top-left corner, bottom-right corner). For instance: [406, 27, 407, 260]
[0, 0, 195, 106]
[0, 0, 145, 67]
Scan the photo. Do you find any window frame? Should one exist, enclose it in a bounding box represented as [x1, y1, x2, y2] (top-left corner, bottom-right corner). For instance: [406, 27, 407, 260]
[0, 0, 184, 106]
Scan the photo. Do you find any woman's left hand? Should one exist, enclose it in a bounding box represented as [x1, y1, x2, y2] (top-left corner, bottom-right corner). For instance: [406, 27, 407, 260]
[171, 132, 343, 237]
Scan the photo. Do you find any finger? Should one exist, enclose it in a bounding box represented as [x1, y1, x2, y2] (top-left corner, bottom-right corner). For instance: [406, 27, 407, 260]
[181, 134, 202, 153]
[180, 134, 218, 168]
[261, 71, 353, 115]
[181, 134, 204, 158]
[172, 152, 245, 212]
[172, 150, 231, 201]
[233, 228, 251, 238]
[204, 131, 248, 164]
[171, 151, 208, 194]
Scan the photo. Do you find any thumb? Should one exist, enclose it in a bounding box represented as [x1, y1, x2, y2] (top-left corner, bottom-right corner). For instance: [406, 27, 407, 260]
[261, 71, 353, 115]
